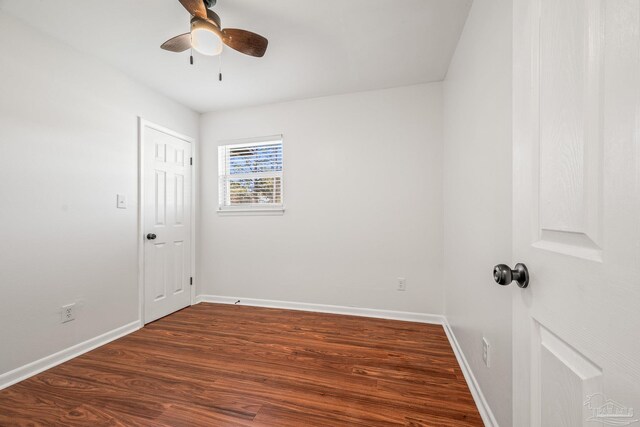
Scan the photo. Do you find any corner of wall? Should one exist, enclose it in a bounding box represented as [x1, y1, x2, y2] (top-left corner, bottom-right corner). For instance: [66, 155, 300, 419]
[441, 0, 513, 425]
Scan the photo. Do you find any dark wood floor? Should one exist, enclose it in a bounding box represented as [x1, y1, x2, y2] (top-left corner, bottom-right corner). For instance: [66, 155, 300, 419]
[0, 303, 483, 426]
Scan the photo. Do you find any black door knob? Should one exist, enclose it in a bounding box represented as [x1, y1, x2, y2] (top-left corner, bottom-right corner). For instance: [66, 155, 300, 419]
[146, 233, 157, 240]
[493, 263, 529, 288]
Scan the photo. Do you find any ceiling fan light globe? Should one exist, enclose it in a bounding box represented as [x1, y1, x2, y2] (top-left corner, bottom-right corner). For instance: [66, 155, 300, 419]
[191, 20, 223, 56]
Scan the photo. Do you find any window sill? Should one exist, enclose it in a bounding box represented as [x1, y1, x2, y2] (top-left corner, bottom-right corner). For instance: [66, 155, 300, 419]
[217, 208, 285, 216]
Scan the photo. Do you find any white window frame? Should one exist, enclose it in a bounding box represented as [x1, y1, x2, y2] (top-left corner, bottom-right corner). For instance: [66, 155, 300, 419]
[217, 135, 284, 215]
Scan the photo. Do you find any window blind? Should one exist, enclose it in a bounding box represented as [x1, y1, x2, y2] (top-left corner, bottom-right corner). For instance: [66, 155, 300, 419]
[218, 137, 283, 210]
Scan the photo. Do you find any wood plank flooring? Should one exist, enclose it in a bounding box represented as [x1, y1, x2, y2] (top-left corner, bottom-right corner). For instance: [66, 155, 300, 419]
[0, 303, 483, 426]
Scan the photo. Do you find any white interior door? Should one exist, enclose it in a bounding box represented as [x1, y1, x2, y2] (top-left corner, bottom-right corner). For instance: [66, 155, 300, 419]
[513, 0, 640, 426]
[142, 122, 193, 324]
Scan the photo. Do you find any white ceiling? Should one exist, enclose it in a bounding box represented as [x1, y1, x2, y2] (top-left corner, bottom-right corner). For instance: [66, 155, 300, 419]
[0, 0, 471, 113]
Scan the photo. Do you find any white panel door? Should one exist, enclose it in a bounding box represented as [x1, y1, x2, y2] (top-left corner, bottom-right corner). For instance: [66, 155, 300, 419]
[143, 124, 192, 324]
[513, 0, 640, 426]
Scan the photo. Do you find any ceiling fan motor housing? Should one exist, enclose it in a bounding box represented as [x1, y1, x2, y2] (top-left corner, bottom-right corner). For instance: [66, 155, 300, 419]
[203, 0, 216, 9]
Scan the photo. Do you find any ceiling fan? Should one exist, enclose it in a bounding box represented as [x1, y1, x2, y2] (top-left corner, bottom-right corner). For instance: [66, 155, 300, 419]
[161, 0, 268, 58]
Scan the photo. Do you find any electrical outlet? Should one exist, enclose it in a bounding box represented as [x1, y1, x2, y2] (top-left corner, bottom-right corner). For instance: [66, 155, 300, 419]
[482, 337, 490, 367]
[397, 277, 407, 291]
[61, 303, 75, 323]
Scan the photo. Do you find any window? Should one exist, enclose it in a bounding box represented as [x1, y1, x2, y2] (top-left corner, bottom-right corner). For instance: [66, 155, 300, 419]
[218, 136, 283, 212]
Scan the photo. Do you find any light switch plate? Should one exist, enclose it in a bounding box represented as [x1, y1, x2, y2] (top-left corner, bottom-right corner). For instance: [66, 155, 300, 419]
[117, 194, 127, 209]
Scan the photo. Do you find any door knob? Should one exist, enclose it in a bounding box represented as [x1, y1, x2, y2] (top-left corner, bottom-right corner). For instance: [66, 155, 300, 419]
[146, 233, 157, 240]
[493, 263, 529, 288]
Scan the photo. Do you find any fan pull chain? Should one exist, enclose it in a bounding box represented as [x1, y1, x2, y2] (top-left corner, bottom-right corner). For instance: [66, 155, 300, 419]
[189, 27, 194, 65]
[218, 51, 223, 81]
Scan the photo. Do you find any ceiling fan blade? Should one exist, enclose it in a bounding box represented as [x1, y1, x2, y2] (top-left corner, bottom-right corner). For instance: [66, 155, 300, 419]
[161, 33, 192, 52]
[178, 0, 207, 19]
[221, 28, 268, 57]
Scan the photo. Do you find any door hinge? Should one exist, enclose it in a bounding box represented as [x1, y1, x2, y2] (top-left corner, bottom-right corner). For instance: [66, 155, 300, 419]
[190, 277, 193, 286]
[190, 157, 193, 166]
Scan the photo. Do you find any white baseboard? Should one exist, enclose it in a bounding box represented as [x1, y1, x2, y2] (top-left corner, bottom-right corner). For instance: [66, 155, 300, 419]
[196, 294, 446, 325]
[0, 320, 140, 391]
[443, 320, 499, 427]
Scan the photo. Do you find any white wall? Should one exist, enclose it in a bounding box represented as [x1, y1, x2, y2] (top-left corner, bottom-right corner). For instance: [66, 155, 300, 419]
[442, 0, 513, 425]
[0, 12, 198, 379]
[199, 84, 444, 314]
